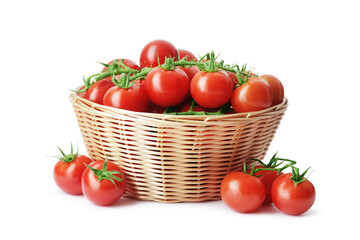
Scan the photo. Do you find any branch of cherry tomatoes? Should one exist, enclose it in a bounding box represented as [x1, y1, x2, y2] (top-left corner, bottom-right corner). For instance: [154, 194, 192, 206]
[76, 39, 284, 115]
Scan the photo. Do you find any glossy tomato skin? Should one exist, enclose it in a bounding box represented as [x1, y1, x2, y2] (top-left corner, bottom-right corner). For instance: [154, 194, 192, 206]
[83, 79, 115, 105]
[140, 40, 177, 68]
[103, 81, 149, 112]
[271, 173, 316, 215]
[53, 155, 92, 195]
[221, 172, 265, 213]
[178, 49, 197, 61]
[190, 71, 233, 109]
[259, 74, 284, 106]
[180, 102, 206, 112]
[231, 77, 273, 113]
[250, 166, 283, 204]
[145, 67, 190, 107]
[82, 160, 126, 206]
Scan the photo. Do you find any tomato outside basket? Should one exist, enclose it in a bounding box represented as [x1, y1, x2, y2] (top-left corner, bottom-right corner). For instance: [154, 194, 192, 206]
[70, 92, 288, 203]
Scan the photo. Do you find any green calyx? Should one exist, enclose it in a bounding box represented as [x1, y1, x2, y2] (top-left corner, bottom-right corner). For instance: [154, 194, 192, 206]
[290, 166, 312, 187]
[85, 156, 124, 188]
[56, 143, 78, 163]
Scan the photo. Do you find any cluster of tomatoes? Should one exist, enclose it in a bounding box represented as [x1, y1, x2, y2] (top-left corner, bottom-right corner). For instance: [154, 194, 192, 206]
[221, 154, 316, 215]
[53, 144, 126, 206]
[78, 39, 285, 114]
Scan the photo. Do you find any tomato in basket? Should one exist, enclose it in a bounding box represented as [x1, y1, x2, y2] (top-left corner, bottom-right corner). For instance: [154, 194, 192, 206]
[190, 70, 233, 109]
[82, 156, 126, 206]
[259, 74, 284, 106]
[102, 58, 140, 81]
[145, 67, 190, 107]
[231, 77, 273, 113]
[83, 79, 115, 105]
[103, 79, 149, 112]
[140, 39, 177, 68]
[53, 144, 92, 195]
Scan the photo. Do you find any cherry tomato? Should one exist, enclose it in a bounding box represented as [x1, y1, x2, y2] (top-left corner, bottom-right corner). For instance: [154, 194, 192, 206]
[178, 49, 197, 61]
[221, 172, 265, 213]
[53, 145, 92, 195]
[83, 79, 115, 105]
[145, 67, 189, 107]
[140, 39, 177, 68]
[82, 158, 126, 206]
[249, 166, 283, 204]
[260, 74, 284, 106]
[103, 81, 149, 112]
[231, 77, 273, 113]
[190, 71, 233, 109]
[272, 173, 316, 215]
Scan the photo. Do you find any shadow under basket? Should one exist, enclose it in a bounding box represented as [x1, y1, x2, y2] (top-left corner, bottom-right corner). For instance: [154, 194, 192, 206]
[70, 92, 288, 203]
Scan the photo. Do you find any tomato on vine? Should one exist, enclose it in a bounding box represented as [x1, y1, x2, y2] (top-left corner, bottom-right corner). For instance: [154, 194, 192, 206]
[53, 144, 92, 195]
[260, 74, 284, 106]
[221, 165, 266, 213]
[272, 166, 316, 215]
[82, 156, 126, 206]
[145, 59, 190, 107]
[83, 79, 114, 105]
[231, 77, 273, 113]
[178, 49, 197, 62]
[140, 39, 177, 68]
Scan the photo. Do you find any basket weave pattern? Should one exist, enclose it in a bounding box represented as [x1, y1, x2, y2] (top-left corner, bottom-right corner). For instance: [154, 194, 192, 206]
[70, 93, 288, 203]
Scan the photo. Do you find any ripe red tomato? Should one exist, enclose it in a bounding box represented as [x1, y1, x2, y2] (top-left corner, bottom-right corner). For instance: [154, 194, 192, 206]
[83, 79, 115, 105]
[250, 166, 283, 204]
[140, 39, 177, 68]
[272, 173, 316, 215]
[259, 74, 284, 106]
[190, 71, 233, 109]
[82, 158, 126, 206]
[53, 146, 92, 195]
[178, 49, 197, 61]
[221, 172, 265, 213]
[231, 77, 273, 113]
[145, 67, 189, 107]
[103, 81, 149, 112]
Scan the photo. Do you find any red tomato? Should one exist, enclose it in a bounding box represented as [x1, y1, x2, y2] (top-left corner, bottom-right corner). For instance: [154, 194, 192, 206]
[231, 77, 273, 113]
[250, 166, 283, 204]
[221, 172, 265, 213]
[82, 158, 126, 206]
[103, 81, 149, 112]
[83, 79, 115, 105]
[178, 49, 197, 61]
[227, 72, 238, 88]
[190, 71, 233, 109]
[53, 146, 92, 195]
[145, 67, 189, 107]
[260, 74, 284, 106]
[272, 173, 316, 215]
[140, 40, 177, 68]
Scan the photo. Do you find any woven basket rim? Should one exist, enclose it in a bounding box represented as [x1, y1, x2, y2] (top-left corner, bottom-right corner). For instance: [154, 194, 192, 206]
[70, 91, 288, 121]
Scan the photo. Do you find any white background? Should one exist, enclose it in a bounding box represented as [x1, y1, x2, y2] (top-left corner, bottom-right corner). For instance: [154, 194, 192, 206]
[1, 0, 359, 239]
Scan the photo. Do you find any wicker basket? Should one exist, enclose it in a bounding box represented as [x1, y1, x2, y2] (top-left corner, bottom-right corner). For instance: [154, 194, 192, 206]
[70, 92, 288, 203]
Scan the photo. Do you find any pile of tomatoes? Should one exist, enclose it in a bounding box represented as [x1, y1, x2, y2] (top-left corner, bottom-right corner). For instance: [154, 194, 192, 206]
[78, 39, 284, 115]
[53, 144, 126, 206]
[220, 154, 316, 215]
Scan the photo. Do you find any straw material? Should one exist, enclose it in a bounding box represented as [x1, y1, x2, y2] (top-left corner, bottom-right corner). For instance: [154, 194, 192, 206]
[70, 92, 288, 203]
